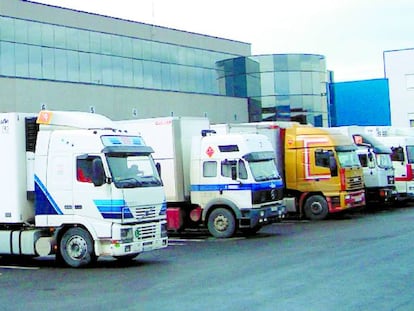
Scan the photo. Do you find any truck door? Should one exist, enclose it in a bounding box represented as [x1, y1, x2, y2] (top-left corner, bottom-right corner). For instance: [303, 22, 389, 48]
[219, 159, 250, 205]
[74, 154, 112, 220]
[358, 151, 376, 188]
[390, 146, 409, 195]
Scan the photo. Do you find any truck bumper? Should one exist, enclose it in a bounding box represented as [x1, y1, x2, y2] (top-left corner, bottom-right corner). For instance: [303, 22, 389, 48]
[239, 203, 287, 228]
[107, 236, 168, 257]
[366, 187, 398, 205]
[96, 221, 168, 257]
[329, 190, 365, 213]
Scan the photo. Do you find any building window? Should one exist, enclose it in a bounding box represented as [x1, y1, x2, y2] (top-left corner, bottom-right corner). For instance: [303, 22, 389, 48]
[0, 16, 238, 95]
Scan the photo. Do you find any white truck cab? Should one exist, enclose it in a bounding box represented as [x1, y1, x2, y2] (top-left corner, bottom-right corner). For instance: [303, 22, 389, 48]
[0, 111, 168, 267]
[117, 117, 286, 238]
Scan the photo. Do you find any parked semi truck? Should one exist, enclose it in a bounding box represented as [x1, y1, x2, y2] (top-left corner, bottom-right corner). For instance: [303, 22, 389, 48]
[335, 126, 397, 205]
[0, 111, 167, 267]
[213, 122, 366, 220]
[116, 117, 286, 238]
[363, 126, 414, 202]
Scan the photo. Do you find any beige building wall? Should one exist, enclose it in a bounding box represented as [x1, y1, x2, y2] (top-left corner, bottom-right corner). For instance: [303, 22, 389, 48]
[0, 77, 248, 123]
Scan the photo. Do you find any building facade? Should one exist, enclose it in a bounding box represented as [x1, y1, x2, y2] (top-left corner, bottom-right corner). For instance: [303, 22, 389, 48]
[384, 48, 414, 127]
[0, 0, 333, 125]
[216, 54, 329, 126]
[0, 0, 250, 123]
[329, 78, 391, 127]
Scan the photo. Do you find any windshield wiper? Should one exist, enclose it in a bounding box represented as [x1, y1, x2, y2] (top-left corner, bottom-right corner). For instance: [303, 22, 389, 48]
[139, 176, 162, 186]
[255, 175, 267, 181]
[116, 178, 142, 188]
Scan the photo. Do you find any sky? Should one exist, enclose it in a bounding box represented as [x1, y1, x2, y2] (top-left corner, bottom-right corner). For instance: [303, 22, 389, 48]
[32, 0, 414, 81]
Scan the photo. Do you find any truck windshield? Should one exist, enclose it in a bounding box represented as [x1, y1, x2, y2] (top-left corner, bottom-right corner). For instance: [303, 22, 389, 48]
[406, 146, 414, 164]
[249, 159, 281, 182]
[106, 154, 162, 188]
[337, 151, 361, 167]
[376, 153, 393, 169]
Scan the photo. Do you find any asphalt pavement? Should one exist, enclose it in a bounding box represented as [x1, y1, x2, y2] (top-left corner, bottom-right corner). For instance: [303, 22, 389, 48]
[1, 205, 413, 311]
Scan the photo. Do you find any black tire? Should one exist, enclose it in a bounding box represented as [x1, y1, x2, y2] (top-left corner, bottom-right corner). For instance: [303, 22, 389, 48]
[60, 227, 96, 268]
[241, 225, 262, 236]
[207, 208, 236, 238]
[304, 195, 329, 220]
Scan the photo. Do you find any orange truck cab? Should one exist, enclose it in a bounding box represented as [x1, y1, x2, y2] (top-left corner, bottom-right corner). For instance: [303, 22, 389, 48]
[283, 125, 365, 219]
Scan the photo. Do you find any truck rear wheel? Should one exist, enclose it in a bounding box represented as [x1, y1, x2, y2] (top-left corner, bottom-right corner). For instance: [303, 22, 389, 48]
[207, 208, 236, 238]
[60, 227, 96, 268]
[304, 195, 329, 220]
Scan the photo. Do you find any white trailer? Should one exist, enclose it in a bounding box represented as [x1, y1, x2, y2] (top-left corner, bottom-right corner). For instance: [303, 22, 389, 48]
[117, 117, 286, 238]
[0, 111, 168, 267]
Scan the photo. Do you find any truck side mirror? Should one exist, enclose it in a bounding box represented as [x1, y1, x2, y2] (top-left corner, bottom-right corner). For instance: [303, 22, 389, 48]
[156, 162, 161, 177]
[231, 166, 237, 180]
[91, 158, 106, 186]
[368, 152, 374, 161]
[329, 156, 338, 177]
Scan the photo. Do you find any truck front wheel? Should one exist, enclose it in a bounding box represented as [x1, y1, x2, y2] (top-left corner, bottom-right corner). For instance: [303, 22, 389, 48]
[207, 208, 236, 238]
[304, 195, 329, 220]
[60, 227, 96, 268]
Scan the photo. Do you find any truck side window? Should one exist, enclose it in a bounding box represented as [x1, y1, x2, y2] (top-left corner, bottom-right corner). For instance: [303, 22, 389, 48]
[221, 160, 247, 180]
[238, 160, 248, 180]
[391, 147, 404, 162]
[221, 160, 236, 178]
[203, 161, 217, 177]
[358, 154, 368, 167]
[315, 150, 330, 168]
[77, 156, 99, 183]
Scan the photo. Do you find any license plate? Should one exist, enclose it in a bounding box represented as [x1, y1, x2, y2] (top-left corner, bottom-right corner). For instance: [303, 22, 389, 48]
[143, 241, 153, 251]
[354, 195, 363, 202]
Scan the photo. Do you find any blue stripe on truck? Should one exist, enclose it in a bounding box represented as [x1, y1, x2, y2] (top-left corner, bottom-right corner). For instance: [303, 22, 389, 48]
[34, 175, 63, 215]
[190, 180, 283, 191]
[94, 199, 134, 219]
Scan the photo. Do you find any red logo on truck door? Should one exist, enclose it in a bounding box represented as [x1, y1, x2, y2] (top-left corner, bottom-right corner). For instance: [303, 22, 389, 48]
[206, 146, 214, 158]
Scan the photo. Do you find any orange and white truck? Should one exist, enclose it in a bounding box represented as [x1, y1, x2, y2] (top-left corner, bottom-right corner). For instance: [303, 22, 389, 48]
[213, 122, 366, 220]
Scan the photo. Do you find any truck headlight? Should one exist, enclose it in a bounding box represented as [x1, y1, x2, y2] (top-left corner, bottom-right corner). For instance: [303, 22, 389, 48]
[161, 223, 168, 238]
[120, 228, 133, 243]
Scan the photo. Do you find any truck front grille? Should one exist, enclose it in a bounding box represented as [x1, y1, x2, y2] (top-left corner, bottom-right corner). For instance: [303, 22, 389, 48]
[252, 188, 284, 204]
[347, 175, 363, 190]
[133, 206, 157, 221]
[137, 223, 157, 240]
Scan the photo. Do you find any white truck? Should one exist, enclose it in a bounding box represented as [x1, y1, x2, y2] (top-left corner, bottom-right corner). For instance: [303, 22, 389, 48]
[0, 111, 167, 268]
[335, 126, 397, 205]
[116, 117, 286, 238]
[363, 126, 414, 202]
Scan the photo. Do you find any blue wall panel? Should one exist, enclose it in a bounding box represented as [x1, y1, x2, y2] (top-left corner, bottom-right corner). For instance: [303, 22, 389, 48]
[331, 79, 391, 126]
